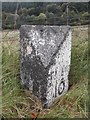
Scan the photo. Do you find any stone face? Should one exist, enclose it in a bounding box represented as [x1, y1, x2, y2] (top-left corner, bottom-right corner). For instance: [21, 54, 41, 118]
[20, 25, 72, 107]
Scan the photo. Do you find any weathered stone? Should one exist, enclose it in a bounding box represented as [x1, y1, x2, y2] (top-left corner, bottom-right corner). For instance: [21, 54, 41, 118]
[20, 25, 72, 107]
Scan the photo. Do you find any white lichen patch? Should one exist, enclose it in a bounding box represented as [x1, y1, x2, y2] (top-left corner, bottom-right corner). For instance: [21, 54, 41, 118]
[26, 45, 32, 55]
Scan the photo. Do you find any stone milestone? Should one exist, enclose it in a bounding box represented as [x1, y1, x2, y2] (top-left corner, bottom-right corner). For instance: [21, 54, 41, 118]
[20, 25, 72, 107]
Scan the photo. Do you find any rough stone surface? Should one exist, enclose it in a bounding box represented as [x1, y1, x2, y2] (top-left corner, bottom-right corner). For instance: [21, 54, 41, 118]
[20, 25, 72, 107]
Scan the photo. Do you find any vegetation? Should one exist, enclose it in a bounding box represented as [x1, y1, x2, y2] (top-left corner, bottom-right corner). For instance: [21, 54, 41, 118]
[1, 2, 89, 118]
[2, 2, 89, 29]
[1, 26, 88, 118]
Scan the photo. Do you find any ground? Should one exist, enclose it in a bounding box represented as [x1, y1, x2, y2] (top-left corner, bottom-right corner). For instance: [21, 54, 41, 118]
[0, 25, 88, 118]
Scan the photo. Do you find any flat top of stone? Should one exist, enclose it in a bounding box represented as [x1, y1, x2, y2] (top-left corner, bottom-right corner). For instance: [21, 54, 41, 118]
[20, 25, 71, 67]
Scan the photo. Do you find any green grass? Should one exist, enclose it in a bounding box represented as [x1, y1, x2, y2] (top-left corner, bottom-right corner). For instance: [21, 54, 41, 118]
[1, 26, 89, 118]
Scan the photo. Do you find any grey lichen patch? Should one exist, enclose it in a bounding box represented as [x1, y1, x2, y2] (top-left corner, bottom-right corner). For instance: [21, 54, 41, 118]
[20, 25, 71, 107]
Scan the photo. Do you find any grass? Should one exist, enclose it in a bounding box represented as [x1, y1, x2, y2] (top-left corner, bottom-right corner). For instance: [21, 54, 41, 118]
[1, 26, 89, 118]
